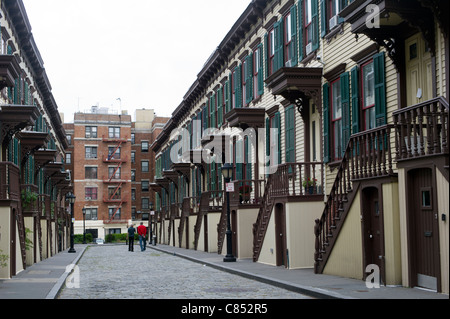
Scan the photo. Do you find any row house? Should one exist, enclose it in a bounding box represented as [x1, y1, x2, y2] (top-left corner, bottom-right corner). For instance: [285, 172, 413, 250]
[0, 0, 71, 279]
[63, 108, 169, 240]
[151, 0, 449, 294]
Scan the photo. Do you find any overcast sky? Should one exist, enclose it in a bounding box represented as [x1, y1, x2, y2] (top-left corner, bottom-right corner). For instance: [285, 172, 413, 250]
[22, 0, 251, 123]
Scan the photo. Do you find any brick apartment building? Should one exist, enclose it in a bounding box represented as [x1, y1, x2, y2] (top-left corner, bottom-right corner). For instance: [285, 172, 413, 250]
[63, 107, 168, 240]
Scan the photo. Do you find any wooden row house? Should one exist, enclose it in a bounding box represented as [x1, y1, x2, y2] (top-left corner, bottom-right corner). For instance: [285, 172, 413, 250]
[0, 0, 71, 279]
[151, 0, 449, 294]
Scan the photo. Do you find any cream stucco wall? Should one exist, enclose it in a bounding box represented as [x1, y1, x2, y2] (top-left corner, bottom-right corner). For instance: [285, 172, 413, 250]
[286, 201, 324, 269]
[436, 169, 449, 294]
[24, 217, 34, 267]
[323, 191, 363, 280]
[236, 208, 259, 259]
[257, 209, 277, 267]
[0, 207, 11, 279]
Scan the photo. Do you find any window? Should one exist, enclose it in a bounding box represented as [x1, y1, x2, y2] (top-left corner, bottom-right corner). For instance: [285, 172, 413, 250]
[131, 170, 136, 182]
[108, 187, 121, 200]
[142, 198, 149, 210]
[85, 146, 98, 159]
[362, 60, 376, 130]
[109, 127, 120, 139]
[285, 12, 292, 63]
[108, 167, 121, 180]
[268, 28, 275, 76]
[265, 112, 282, 170]
[131, 152, 136, 164]
[85, 127, 97, 138]
[109, 208, 121, 220]
[141, 141, 149, 152]
[85, 208, 98, 221]
[85, 188, 98, 200]
[67, 135, 72, 145]
[253, 45, 264, 98]
[303, 0, 319, 55]
[85, 167, 98, 179]
[142, 181, 149, 192]
[131, 133, 135, 144]
[141, 161, 149, 173]
[108, 147, 120, 160]
[331, 79, 343, 160]
[65, 153, 72, 164]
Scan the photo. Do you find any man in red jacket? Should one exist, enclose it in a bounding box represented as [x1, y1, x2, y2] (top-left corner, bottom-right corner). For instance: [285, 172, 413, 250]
[137, 222, 147, 251]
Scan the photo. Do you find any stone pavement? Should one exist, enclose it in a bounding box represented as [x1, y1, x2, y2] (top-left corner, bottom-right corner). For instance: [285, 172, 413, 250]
[0, 243, 448, 300]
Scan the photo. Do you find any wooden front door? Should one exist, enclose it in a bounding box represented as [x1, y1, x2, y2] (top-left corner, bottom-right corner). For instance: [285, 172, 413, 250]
[408, 168, 440, 291]
[362, 187, 385, 284]
[275, 204, 287, 267]
[405, 33, 433, 106]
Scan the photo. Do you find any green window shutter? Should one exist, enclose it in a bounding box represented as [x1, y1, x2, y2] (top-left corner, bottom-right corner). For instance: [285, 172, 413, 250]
[340, 72, 351, 156]
[211, 161, 216, 191]
[351, 66, 360, 134]
[298, 1, 304, 62]
[264, 33, 269, 80]
[323, 83, 330, 163]
[312, 0, 319, 51]
[205, 100, 210, 129]
[275, 111, 282, 165]
[14, 78, 19, 104]
[285, 106, 296, 163]
[225, 75, 231, 114]
[210, 94, 216, 129]
[202, 105, 208, 132]
[320, 0, 327, 38]
[246, 53, 254, 104]
[266, 117, 270, 168]
[274, 19, 284, 72]
[235, 64, 243, 108]
[374, 52, 387, 127]
[290, 5, 298, 67]
[257, 44, 264, 95]
[217, 163, 223, 192]
[217, 87, 223, 127]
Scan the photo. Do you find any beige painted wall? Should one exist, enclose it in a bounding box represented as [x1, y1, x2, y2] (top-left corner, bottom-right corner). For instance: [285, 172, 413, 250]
[257, 210, 277, 266]
[286, 201, 324, 269]
[207, 212, 220, 253]
[236, 208, 259, 259]
[0, 207, 11, 279]
[24, 217, 34, 267]
[15, 223, 23, 274]
[437, 169, 449, 294]
[382, 181, 402, 286]
[323, 191, 363, 280]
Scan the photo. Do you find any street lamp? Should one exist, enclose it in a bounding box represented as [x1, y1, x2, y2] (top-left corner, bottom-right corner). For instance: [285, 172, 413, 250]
[221, 163, 236, 262]
[82, 208, 86, 244]
[66, 192, 76, 253]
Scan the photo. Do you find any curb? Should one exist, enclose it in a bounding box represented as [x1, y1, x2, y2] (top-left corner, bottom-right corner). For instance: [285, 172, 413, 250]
[45, 246, 87, 300]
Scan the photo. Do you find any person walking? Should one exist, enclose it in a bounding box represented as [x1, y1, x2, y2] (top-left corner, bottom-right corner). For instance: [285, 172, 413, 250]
[137, 222, 147, 251]
[128, 224, 136, 252]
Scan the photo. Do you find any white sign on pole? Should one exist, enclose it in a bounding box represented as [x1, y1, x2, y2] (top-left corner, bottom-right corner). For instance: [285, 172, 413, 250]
[226, 182, 235, 193]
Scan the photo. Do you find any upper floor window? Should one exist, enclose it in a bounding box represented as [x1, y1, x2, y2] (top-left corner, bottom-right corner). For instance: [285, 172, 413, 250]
[362, 60, 376, 131]
[85, 146, 98, 159]
[331, 78, 343, 161]
[141, 141, 149, 152]
[268, 28, 275, 76]
[131, 133, 135, 144]
[109, 127, 120, 139]
[85, 126, 97, 138]
[253, 45, 263, 99]
[85, 187, 98, 200]
[303, 0, 319, 56]
[65, 153, 72, 164]
[85, 167, 98, 179]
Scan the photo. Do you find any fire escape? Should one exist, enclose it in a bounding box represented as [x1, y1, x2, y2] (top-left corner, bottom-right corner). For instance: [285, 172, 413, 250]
[102, 134, 128, 224]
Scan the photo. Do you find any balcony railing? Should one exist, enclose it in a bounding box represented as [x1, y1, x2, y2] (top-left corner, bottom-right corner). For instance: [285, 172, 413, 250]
[0, 162, 21, 202]
[394, 97, 449, 162]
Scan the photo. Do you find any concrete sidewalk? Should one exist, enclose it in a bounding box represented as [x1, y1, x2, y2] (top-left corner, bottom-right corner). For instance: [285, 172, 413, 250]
[150, 244, 449, 300]
[0, 245, 87, 299]
[0, 243, 448, 299]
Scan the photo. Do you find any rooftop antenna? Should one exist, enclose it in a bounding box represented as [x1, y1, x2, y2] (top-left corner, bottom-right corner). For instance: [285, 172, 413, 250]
[116, 98, 122, 114]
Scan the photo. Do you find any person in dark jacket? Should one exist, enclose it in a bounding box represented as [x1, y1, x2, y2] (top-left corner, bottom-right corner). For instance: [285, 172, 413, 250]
[128, 224, 136, 252]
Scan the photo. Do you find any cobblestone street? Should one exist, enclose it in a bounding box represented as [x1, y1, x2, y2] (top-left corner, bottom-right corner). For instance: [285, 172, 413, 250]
[58, 245, 312, 300]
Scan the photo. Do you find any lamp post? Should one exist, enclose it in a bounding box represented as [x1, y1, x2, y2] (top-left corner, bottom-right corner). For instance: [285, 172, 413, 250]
[66, 192, 76, 253]
[82, 208, 86, 244]
[221, 163, 236, 262]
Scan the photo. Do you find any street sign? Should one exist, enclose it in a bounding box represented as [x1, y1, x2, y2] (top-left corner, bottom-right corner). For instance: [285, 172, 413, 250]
[226, 182, 235, 193]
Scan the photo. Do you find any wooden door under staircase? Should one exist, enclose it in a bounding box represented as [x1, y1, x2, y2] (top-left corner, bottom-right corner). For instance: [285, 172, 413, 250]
[408, 167, 440, 291]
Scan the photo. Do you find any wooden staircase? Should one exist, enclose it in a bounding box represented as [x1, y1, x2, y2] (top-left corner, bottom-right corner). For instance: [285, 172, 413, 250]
[252, 174, 276, 262]
[314, 125, 396, 274]
[193, 192, 210, 250]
